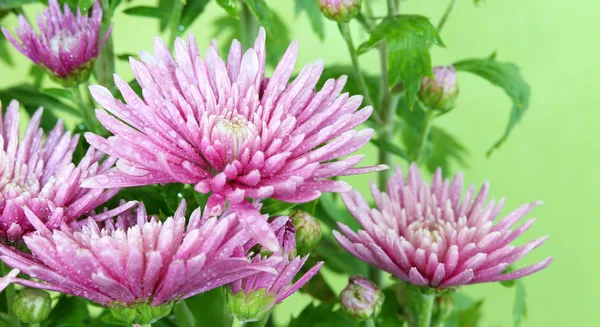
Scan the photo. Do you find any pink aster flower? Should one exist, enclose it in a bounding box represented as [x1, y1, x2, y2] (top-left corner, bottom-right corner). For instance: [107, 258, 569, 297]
[1, 0, 111, 86]
[334, 164, 553, 288]
[0, 100, 118, 242]
[227, 217, 323, 323]
[83, 27, 385, 205]
[0, 200, 281, 312]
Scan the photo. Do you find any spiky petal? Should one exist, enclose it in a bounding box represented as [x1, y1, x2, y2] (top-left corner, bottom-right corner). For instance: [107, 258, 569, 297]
[334, 163, 553, 288]
[0, 200, 281, 307]
[0, 100, 118, 242]
[1, 0, 110, 86]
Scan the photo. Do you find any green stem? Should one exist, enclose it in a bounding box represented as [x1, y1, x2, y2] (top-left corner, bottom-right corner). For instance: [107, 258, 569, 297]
[405, 286, 436, 327]
[239, 2, 258, 49]
[437, 0, 459, 32]
[71, 85, 100, 134]
[338, 23, 378, 121]
[169, 0, 184, 47]
[413, 110, 435, 163]
[1, 262, 20, 327]
[363, 319, 376, 327]
[232, 318, 245, 327]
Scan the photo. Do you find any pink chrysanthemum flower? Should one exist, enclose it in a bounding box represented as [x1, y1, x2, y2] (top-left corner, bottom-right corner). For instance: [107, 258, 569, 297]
[334, 164, 553, 288]
[83, 27, 385, 205]
[227, 218, 323, 323]
[1, 0, 110, 86]
[0, 100, 118, 242]
[0, 200, 281, 318]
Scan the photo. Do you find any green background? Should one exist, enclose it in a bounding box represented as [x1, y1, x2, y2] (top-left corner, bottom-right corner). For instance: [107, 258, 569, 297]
[0, 0, 593, 326]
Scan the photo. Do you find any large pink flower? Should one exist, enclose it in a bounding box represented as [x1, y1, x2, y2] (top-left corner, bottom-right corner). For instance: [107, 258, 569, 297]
[0, 100, 117, 242]
[334, 164, 552, 288]
[83, 28, 384, 205]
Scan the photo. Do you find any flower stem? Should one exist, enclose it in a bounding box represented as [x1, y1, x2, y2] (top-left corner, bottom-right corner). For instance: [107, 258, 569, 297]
[404, 285, 436, 327]
[71, 85, 100, 134]
[437, 0, 459, 33]
[239, 3, 258, 49]
[413, 110, 435, 163]
[1, 262, 20, 327]
[232, 318, 245, 327]
[338, 23, 377, 120]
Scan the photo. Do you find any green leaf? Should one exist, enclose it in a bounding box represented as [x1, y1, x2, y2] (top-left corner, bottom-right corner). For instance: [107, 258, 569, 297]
[216, 0, 237, 18]
[260, 198, 297, 216]
[123, 6, 169, 19]
[446, 293, 484, 327]
[116, 52, 137, 61]
[371, 138, 410, 161]
[0, 0, 37, 9]
[358, 15, 444, 108]
[378, 287, 407, 327]
[93, 4, 115, 90]
[78, 0, 95, 12]
[317, 66, 381, 102]
[29, 64, 45, 88]
[513, 280, 527, 327]
[42, 296, 92, 327]
[0, 32, 13, 66]
[184, 288, 231, 327]
[41, 88, 75, 102]
[312, 235, 368, 276]
[173, 301, 196, 327]
[453, 55, 531, 156]
[295, 0, 325, 40]
[241, 0, 290, 67]
[289, 302, 360, 327]
[426, 126, 468, 175]
[296, 256, 336, 302]
[180, 0, 210, 31]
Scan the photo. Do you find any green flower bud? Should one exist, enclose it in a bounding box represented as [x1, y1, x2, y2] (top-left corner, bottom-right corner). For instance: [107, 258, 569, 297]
[340, 276, 384, 320]
[418, 65, 459, 110]
[109, 301, 174, 325]
[291, 210, 321, 255]
[318, 0, 362, 23]
[225, 289, 276, 323]
[12, 289, 52, 323]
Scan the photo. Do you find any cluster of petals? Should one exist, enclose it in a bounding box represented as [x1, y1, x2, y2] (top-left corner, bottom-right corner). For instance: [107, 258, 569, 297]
[0, 200, 282, 306]
[0, 100, 117, 242]
[1, 0, 110, 80]
[334, 164, 553, 288]
[230, 218, 323, 307]
[82, 27, 385, 207]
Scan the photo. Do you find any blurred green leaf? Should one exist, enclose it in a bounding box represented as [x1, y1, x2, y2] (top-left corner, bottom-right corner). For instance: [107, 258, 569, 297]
[123, 5, 169, 19]
[312, 235, 368, 276]
[425, 126, 468, 175]
[513, 280, 527, 327]
[314, 193, 359, 230]
[358, 15, 443, 109]
[0, 0, 37, 9]
[295, 0, 325, 40]
[216, 0, 237, 18]
[297, 256, 336, 302]
[41, 87, 75, 102]
[318, 65, 381, 102]
[446, 293, 484, 327]
[453, 54, 531, 156]
[184, 288, 231, 327]
[116, 52, 137, 61]
[289, 302, 360, 327]
[106, 183, 195, 217]
[371, 138, 410, 161]
[42, 296, 92, 327]
[241, 0, 290, 66]
[180, 0, 210, 31]
[173, 301, 196, 327]
[260, 198, 297, 216]
[78, 0, 95, 12]
[29, 64, 45, 88]
[378, 287, 406, 327]
[157, 0, 173, 32]
[0, 32, 13, 66]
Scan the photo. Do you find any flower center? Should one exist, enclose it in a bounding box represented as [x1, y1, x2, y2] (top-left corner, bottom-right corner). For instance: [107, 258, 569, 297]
[210, 115, 258, 163]
[407, 218, 446, 244]
[49, 31, 80, 56]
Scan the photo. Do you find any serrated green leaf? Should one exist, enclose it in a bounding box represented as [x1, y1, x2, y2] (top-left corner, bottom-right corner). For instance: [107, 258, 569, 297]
[371, 138, 410, 161]
[180, 0, 210, 31]
[453, 55, 531, 156]
[295, 0, 325, 40]
[289, 302, 360, 327]
[184, 288, 231, 327]
[358, 15, 443, 108]
[216, 0, 237, 18]
[513, 280, 527, 327]
[123, 5, 169, 19]
[0, 0, 37, 9]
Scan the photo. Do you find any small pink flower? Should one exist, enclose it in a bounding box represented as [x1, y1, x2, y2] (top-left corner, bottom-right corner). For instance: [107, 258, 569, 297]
[1, 0, 111, 86]
[334, 164, 552, 288]
[0, 100, 118, 242]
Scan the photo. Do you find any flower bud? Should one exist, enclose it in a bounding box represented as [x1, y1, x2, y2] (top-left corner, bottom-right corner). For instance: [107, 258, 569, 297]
[225, 288, 276, 323]
[418, 65, 459, 110]
[291, 210, 321, 255]
[109, 301, 174, 325]
[340, 276, 384, 320]
[12, 289, 52, 323]
[318, 0, 362, 23]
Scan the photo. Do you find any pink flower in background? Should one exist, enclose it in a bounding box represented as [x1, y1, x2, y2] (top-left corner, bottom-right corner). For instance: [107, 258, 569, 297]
[334, 164, 553, 288]
[0, 100, 118, 242]
[1, 0, 110, 86]
[0, 200, 281, 308]
[83, 27, 384, 204]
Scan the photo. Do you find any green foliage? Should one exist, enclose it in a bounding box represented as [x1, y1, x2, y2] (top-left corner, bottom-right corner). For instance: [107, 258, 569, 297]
[295, 0, 325, 40]
[180, 0, 210, 31]
[260, 198, 297, 216]
[184, 288, 232, 327]
[371, 138, 410, 161]
[358, 15, 444, 108]
[123, 5, 169, 19]
[0, 0, 37, 9]
[0, 32, 13, 66]
[241, 0, 291, 66]
[377, 287, 407, 327]
[445, 293, 484, 327]
[42, 296, 92, 327]
[78, 0, 95, 12]
[289, 302, 360, 327]
[216, 0, 237, 18]
[426, 126, 469, 175]
[513, 281, 527, 327]
[173, 301, 196, 327]
[454, 54, 531, 156]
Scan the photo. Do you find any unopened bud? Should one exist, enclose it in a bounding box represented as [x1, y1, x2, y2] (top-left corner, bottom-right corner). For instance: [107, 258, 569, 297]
[110, 301, 174, 325]
[225, 289, 275, 323]
[340, 276, 384, 320]
[318, 0, 362, 23]
[291, 210, 321, 255]
[419, 65, 459, 110]
[13, 289, 52, 323]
